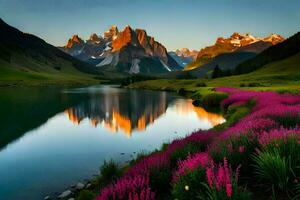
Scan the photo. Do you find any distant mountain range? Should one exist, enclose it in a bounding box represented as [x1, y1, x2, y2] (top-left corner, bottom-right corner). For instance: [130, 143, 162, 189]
[1, 18, 296, 85]
[234, 31, 300, 74]
[60, 25, 182, 75]
[185, 32, 284, 71]
[162, 32, 286, 79]
[168, 48, 198, 67]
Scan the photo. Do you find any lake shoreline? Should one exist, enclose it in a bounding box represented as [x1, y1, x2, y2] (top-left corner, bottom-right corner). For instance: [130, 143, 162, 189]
[49, 87, 230, 200]
[1, 85, 225, 200]
[82, 87, 300, 200]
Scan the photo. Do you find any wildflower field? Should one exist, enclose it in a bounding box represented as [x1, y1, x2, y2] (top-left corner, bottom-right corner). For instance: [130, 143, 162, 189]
[95, 88, 300, 200]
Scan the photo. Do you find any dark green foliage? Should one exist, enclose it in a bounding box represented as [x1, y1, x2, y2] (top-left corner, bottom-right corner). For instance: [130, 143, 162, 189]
[261, 135, 300, 178]
[211, 68, 234, 79]
[214, 100, 254, 131]
[200, 183, 251, 200]
[77, 190, 95, 200]
[239, 82, 263, 87]
[294, 184, 300, 200]
[192, 99, 201, 107]
[186, 52, 255, 78]
[212, 65, 222, 78]
[0, 45, 11, 62]
[202, 93, 228, 109]
[195, 82, 207, 87]
[99, 160, 122, 185]
[178, 87, 188, 95]
[273, 114, 300, 128]
[172, 167, 207, 200]
[247, 82, 263, 87]
[54, 66, 61, 71]
[234, 32, 300, 75]
[252, 136, 300, 198]
[120, 75, 157, 86]
[210, 134, 259, 174]
[226, 107, 250, 125]
[149, 167, 172, 198]
[252, 150, 290, 192]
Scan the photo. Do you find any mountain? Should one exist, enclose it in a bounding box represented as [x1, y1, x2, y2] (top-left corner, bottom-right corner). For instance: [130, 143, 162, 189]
[0, 18, 100, 86]
[234, 32, 300, 74]
[168, 48, 198, 67]
[175, 48, 199, 60]
[188, 52, 256, 78]
[64, 89, 173, 136]
[60, 25, 181, 75]
[185, 32, 284, 71]
[163, 52, 256, 79]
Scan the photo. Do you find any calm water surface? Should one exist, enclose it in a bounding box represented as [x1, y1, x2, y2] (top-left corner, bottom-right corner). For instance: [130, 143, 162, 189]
[0, 85, 225, 200]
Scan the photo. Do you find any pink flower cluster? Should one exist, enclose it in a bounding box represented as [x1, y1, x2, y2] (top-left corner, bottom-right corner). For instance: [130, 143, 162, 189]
[216, 88, 300, 139]
[206, 158, 240, 197]
[172, 152, 210, 183]
[258, 127, 300, 146]
[96, 175, 154, 200]
[126, 152, 170, 177]
[96, 88, 300, 199]
[97, 130, 215, 199]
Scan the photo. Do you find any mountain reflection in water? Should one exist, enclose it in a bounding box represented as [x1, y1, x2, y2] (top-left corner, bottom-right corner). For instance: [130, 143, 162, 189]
[64, 88, 225, 137]
[0, 85, 225, 200]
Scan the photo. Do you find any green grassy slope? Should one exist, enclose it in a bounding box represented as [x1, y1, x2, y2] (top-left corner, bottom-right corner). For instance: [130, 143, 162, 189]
[128, 52, 300, 93]
[0, 18, 101, 86]
[163, 52, 256, 79]
[0, 53, 99, 86]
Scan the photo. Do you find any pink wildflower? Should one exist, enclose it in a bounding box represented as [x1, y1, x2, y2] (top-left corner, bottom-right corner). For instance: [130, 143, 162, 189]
[239, 146, 245, 153]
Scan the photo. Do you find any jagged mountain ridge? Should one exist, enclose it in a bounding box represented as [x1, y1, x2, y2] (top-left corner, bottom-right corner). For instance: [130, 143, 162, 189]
[168, 48, 199, 67]
[185, 32, 285, 70]
[60, 25, 182, 75]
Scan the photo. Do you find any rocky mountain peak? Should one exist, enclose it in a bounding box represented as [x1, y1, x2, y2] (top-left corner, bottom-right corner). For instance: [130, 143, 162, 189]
[196, 32, 285, 61]
[230, 32, 243, 39]
[60, 24, 181, 74]
[89, 33, 101, 42]
[175, 48, 199, 60]
[65, 35, 84, 48]
[111, 25, 138, 52]
[263, 34, 285, 45]
[104, 25, 119, 40]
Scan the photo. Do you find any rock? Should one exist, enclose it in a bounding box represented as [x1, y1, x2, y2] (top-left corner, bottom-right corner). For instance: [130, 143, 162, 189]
[44, 196, 50, 200]
[75, 182, 85, 190]
[85, 183, 92, 189]
[58, 190, 72, 199]
[68, 198, 75, 200]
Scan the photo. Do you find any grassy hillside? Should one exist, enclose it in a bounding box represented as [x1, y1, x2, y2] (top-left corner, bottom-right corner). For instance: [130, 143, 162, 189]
[0, 18, 101, 86]
[234, 32, 300, 74]
[183, 56, 211, 71]
[189, 52, 256, 78]
[128, 52, 300, 93]
[163, 52, 256, 79]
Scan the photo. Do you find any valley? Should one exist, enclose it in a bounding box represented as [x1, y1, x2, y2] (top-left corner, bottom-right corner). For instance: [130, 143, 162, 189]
[0, 2, 300, 199]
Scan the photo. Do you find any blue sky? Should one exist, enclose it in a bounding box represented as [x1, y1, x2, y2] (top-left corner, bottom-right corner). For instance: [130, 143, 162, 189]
[1, 0, 299, 50]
